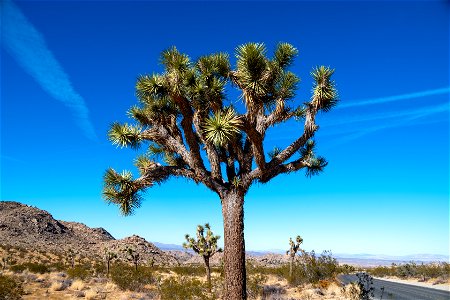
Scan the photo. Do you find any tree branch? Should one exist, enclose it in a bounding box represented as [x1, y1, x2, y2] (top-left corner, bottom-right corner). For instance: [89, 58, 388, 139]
[244, 106, 318, 187]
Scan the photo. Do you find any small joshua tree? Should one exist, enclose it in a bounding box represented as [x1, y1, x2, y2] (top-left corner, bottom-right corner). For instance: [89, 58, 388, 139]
[286, 235, 303, 278]
[183, 223, 222, 288]
[1, 255, 11, 270]
[66, 249, 75, 268]
[104, 249, 117, 276]
[124, 247, 140, 271]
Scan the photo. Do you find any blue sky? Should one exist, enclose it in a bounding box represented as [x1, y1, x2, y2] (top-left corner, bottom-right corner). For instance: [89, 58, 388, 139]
[1, 0, 448, 256]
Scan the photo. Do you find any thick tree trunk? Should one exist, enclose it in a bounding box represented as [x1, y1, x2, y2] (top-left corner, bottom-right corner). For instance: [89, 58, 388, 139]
[221, 190, 246, 300]
[203, 256, 211, 290]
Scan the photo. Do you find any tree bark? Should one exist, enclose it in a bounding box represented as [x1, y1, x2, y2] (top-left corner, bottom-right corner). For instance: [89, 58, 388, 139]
[203, 256, 212, 291]
[221, 190, 246, 300]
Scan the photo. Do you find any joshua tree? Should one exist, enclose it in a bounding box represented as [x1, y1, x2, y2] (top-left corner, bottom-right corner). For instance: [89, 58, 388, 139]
[103, 42, 337, 299]
[123, 247, 140, 271]
[286, 235, 303, 278]
[104, 249, 117, 276]
[1, 255, 11, 270]
[183, 223, 222, 288]
[66, 249, 75, 268]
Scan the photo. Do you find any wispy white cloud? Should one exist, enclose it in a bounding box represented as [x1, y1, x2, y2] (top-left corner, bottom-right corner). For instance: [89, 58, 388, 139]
[271, 89, 449, 143]
[339, 87, 450, 109]
[322, 102, 448, 127]
[322, 109, 447, 147]
[1, 0, 97, 140]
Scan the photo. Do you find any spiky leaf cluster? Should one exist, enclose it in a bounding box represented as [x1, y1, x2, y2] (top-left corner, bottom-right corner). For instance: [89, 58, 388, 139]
[203, 108, 242, 146]
[299, 140, 328, 178]
[311, 66, 338, 112]
[183, 223, 222, 258]
[109, 123, 142, 149]
[103, 169, 144, 216]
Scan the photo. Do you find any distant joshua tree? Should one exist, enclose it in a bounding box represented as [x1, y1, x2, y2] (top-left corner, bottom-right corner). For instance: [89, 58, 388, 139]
[67, 249, 76, 268]
[124, 247, 140, 271]
[286, 235, 303, 278]
[2, 255, 10, 270]
[104, 249, 117, 276]
[183, 223, 222, 288]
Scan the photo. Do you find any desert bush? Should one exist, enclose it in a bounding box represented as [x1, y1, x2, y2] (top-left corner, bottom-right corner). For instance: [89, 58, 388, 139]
[10, 262, 49, 274]
[246, 262, 289, 279]
[67, 265, 91, 280]
[367, 262, 449, 281]
[109, 264, 153, 292]
[0, 274, 25, 300]
[246, 273, 267, 299]
[288, 250, 339, 285]
[158, 276, 212, 300]
[171, 265, 207, 277]
[337, 264, 356, 274]
[9, 264, 27, 273]
[49, 261, 66, 272]
[368, 265, 391, 278]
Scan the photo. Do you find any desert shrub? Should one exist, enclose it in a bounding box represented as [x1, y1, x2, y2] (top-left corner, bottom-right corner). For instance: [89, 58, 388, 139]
[9, 264, 27, 273]
[49, 261, 66, 272]
[109, 264, 153, 292]
[367, 262, 450, 281]
[246, 262, 289, 279]
[10, 262, 49, 274]
[369, 265, 391, 277]
[67, 265, 91, 280]
[246, 273, 267, 299]
[158, 276, 212, 300]
[0, 274, 25, 300]
[338, 264, 356, 274]
[26, 262, 50, 274]
[170, 265, 206, 277]
[92, 262, 106, 276]
[288, 250, 339, 285]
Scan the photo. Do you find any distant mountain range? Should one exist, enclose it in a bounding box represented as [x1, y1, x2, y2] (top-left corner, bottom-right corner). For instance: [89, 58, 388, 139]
[1, 200, 447, 268]
[153, 242, 449, 266]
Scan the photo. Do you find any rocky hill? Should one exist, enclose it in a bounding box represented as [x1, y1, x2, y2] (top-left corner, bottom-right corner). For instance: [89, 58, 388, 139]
[0, 201, 177, 266]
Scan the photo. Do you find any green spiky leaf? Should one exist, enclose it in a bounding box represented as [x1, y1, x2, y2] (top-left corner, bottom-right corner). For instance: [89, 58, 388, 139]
[203, 108, 242, 146]
[108, 123, 142, 149]
[274, 43, 298, 69]
[311, 66, 338, 112]
[103, 168, 143, 216]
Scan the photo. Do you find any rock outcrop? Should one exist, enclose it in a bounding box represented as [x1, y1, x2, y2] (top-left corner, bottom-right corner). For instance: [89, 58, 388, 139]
[0, 201, 177, 266]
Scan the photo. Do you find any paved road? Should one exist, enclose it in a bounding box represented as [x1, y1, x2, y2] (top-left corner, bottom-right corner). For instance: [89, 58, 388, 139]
[339, 274, 450, 300]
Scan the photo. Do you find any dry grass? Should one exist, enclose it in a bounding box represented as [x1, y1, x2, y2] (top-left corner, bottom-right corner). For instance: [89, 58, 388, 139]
[70, 279, 85, 291]
[50, 281, 66, 291]
[104, 281, 118, 291]
[84, 289, 97, 299]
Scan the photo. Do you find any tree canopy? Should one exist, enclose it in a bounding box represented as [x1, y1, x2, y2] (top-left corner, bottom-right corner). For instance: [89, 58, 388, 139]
[103, 42, 337, 214]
